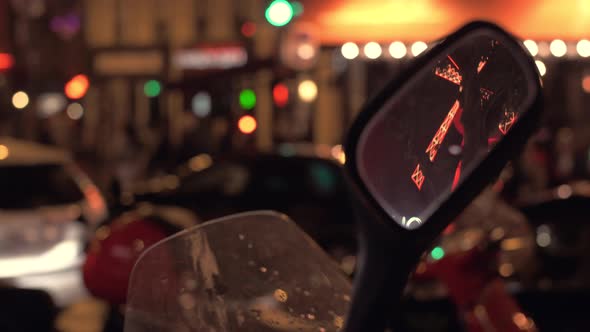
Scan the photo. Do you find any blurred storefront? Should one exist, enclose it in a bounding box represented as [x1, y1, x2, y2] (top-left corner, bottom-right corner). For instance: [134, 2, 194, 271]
[2, 0, 590, 189]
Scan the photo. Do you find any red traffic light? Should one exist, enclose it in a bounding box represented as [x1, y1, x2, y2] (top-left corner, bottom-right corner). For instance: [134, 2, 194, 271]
[272, 83, 289, 107]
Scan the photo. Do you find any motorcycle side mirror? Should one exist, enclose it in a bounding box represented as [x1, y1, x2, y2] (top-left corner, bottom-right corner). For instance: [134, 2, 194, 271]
[343, 21, 542, 332]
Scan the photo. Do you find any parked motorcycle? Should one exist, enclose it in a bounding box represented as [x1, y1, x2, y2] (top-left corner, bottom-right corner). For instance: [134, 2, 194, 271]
[122, 21, 542, 331]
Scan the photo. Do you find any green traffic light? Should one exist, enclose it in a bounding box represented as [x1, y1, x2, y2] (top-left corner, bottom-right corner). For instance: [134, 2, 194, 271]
[265, 0, 294, 27]
[430, 246, 445, 260]
[239, 89, 256, 110]
[144, 80, 161, 97]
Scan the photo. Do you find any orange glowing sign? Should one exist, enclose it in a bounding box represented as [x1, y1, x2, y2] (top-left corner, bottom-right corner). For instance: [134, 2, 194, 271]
[298, 0, 590, 44]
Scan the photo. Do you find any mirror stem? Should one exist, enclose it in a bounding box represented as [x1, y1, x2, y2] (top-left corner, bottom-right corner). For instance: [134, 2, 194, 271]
[343, 208, 419, 332]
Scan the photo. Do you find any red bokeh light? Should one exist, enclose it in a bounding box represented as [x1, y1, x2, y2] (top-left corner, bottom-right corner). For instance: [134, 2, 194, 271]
[272, 83, 289, 107]
[582, 76, 590, 93]
[241, 22, 257, 37]
[65, 74, 89, 99]
[0, 53, 14, 71]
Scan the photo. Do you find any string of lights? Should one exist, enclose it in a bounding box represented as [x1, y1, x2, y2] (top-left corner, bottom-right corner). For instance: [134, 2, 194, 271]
[340, 39, 590, 60]
[339, 39, 590, 79]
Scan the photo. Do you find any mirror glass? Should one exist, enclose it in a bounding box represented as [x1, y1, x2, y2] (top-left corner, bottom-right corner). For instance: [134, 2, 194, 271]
[357, 29, 538, 230]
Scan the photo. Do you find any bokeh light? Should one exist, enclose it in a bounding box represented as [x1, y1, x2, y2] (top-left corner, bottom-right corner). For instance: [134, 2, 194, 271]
[331, 145, 346, 164]
[549, 39, 567, 57]
[296, 43, 315, 60]
[535, 60, 547, 76]
[0, 53, 14, 70]
[536, 225, 552, 247]
[65, 74, 89, 99]
[273, 83, 289, 107]
[364, 42, 382, 59]
[192, 92, 212, 117]
[143, 80, 161, 98]
[291, 1, 303, 16]
[499, 263, 514, 277]
[37, 93, 67, 117]
[0, 144, 8, 160]
[265, 0, 294, 27]
[298, 80, 318, 102]
[577, 39, 590, 57]
[189, 153, 213, 172]
[430, 246, 445, 260]
[241, 22, 256, 37]
[389, 41, 407, 59]
[239, 89, 256, 110]
[238, 115, 257, 134]
[12, 91, 29, 109]
[341, 42, 359, 60]
[411, 41, 428, 56]
[582, 76, 590, 93]
[66, 102, 84, 120]
[523, 40, 538, 56]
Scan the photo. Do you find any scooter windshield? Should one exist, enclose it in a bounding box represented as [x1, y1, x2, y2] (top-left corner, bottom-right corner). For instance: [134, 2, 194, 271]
[124, 211, 352, 332]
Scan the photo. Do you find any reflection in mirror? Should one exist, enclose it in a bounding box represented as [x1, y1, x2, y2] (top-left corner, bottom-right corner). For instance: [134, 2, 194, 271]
[357, 30, 538, 230]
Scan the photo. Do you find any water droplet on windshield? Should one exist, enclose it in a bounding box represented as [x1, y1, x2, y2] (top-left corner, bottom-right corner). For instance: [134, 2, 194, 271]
[247, 243, 253, 249]
[342, 294, 351, 302]
[238, 234, 245, 240]
[259, 266, 268, 273]
[248, 260, 255, 266]
[178, 293, 196, 310]
[274, 289, 288, 302]
[273, 270, 280, 276]
[334, 316, 344, 328]
[449, 144, 462, 156]
[185, 278, 197, 290]
[303, 290, 311, 296]
[307, 313, 316, 320]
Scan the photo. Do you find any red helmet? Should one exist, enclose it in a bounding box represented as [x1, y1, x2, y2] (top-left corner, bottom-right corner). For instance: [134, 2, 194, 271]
[82, 213, 170, 305]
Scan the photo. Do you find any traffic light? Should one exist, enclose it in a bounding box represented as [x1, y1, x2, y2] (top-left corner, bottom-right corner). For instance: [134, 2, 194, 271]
[265, 0, 294, 27]
[239, 89, 256, 110]
[238, 115, 257, 134]
[144, 80, 161, 98]
[272, 83, 289, 107]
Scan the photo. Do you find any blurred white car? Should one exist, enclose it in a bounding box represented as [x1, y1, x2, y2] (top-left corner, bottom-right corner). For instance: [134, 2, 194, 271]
[0, 137, 107, 306]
